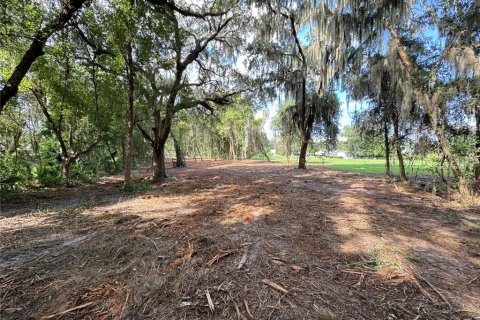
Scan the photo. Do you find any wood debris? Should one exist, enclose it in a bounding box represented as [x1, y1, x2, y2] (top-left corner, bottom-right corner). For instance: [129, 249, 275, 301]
[244, 300, 254, 319]
[206, 250, 236, 267]
[206, 289, 214, 312]
[237, 251, 248, 269]
[262, 279, 288, 294]
[41, 302, 94, 319]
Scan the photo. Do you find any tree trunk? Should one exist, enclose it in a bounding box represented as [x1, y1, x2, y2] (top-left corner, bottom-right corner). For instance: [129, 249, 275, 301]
[285, 139, 291, 164]
[383, 118, 392, 177]
[243, 118, 249, 159]
[475, 105, 480, 181]
[124, 43, 135, 186]
[298, 130, 310, 169]
[434, 125, 470, 195]
[174, 137, 186, 167]
[392, 110, 407, 181]
[152, 145, 167, 181]
[394, 140, 407, 181]
[61, 158, 71, 182]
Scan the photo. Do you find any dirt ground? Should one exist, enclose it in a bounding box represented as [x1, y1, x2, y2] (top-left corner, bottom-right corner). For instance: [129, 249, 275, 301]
[0, 160, 479, 320]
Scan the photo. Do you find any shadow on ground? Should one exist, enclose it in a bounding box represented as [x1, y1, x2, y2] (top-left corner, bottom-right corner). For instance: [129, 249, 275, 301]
[0, 160, 479, 320]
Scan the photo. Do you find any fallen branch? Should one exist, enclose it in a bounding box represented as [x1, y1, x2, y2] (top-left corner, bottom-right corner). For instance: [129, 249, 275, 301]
[411, 276, 435, 303]
[414, 271, 452, 310]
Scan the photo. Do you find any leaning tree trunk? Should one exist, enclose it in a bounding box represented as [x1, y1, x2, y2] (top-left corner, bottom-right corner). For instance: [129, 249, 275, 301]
[474, 105, 480, 182]
[383, 118, 392, 177]
[392, 111, 407, 181]
[434, 125, 470, 195]
[124, 43, 135, 186]
[174, 137, 186, 167]
[298, 130, 311, 169]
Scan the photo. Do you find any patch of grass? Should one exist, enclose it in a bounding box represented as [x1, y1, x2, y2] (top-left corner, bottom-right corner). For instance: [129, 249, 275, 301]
[350, 248, 384, 271]
[350, 247, 413, 272]
[257, 155, 433, 176]
[122, 180, 152, 193]
[444, 212, 461, 225]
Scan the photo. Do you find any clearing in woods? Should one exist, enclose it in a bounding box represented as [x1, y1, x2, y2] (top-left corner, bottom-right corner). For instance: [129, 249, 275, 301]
[0, 160, 479, 319]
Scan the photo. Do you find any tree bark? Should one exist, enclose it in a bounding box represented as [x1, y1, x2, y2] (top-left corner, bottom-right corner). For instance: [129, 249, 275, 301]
[383, 118, 392, 177]
[285, 139, 291, 164]
[174, 137, 186, 167]
[298, 130, 311, 169]
[124, 42, 135, 186]
[0, 0, 87, 113]
[152, 145, 167, 181]
[434, 125, 469, 195]
[392, 110, 407, 181]
[61, 158, 71, 182]
[475, 105, 480, 181]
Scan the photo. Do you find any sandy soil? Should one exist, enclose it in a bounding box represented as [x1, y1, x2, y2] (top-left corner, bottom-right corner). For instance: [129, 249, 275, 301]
[0, 160, 479, 320]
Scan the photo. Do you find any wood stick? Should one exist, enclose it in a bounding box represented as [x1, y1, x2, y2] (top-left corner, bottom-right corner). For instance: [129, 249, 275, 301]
[262, 279, 288, 294]
[41, 302, 94, 319]
[206, 289, 214, 312]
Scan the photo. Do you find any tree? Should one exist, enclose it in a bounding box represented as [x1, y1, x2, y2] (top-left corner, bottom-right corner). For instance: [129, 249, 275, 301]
[385, 0, 479, 194]
[135, 2, 246, 181]
[0, 0, 88, 113]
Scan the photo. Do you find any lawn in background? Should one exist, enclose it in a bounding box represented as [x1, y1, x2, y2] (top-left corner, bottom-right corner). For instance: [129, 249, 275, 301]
[252, 155, 433, 176]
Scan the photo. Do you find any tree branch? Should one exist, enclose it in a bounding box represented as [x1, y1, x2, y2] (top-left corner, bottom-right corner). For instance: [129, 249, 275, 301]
[136, 123, 154, 145]
[0, 0, 88, 114]
[146, 0, 232, 19]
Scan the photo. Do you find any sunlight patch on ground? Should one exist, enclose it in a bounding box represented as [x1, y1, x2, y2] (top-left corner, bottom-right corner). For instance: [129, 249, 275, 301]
[89, 195, 195, 219]
[338, 195, 368, 214]
[219, 204, 273, 225]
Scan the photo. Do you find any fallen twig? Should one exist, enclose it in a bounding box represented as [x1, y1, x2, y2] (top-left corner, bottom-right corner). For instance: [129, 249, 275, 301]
[206, 289, 214, 312]
[262, 279, 288, 294]
[206, 250, 236, 267]
[237, 251, 248, 269]
[173, 242, 195, 267]
[414, 271, 452, 310]
[137, 234, 159, 252]
[244, 300, 254, 319]
[41, 302, 94, 319]
[411, 276, 435, 303]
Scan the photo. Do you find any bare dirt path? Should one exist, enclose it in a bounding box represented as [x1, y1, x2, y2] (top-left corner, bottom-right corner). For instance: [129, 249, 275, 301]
[0, 160, 479, 320]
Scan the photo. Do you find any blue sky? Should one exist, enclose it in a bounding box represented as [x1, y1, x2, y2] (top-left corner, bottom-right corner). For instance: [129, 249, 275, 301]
[260, 88, 359, 139]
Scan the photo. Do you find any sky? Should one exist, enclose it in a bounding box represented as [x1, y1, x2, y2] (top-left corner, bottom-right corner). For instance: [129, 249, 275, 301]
[258, 89, 361, 140]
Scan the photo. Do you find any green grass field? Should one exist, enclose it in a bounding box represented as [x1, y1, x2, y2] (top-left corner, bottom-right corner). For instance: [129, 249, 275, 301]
[253, 155, 434, 176]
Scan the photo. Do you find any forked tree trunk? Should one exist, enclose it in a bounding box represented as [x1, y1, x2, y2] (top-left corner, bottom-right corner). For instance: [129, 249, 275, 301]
[384, 119, 392, 177]
[298, 130, 311, 169]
